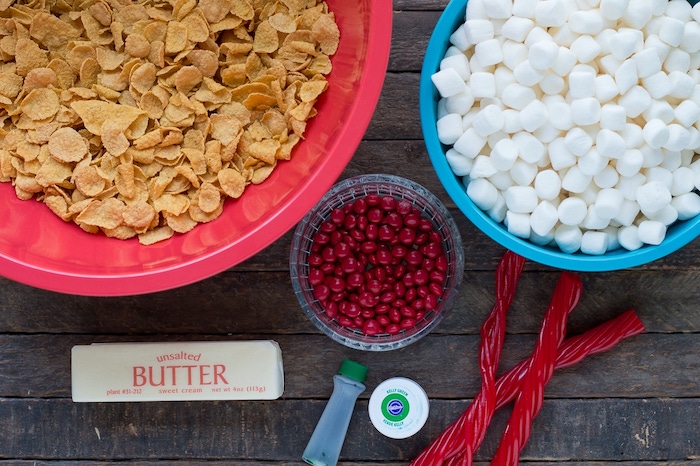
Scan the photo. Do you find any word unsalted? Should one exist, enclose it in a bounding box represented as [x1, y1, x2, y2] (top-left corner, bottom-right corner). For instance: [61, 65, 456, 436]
[71, 340, 284, 402]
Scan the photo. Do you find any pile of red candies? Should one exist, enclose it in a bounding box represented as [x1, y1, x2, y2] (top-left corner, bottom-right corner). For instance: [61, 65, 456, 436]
[306, 193, 450, 337]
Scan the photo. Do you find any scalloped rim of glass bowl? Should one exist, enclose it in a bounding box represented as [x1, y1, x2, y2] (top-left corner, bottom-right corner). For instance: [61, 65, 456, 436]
[290, 174, 465, 351]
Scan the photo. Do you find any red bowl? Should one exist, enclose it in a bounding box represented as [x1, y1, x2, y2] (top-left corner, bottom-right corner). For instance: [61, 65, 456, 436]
[0, 1, 392, 296]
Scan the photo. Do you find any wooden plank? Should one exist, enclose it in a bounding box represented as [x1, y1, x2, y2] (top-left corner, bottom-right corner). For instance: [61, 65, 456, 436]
[0, 333, 697, 399]
[0, 398, 697, 462]
[2, 265, 700, 334]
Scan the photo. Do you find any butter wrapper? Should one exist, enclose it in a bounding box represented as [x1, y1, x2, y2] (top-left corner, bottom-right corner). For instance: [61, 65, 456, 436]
[71, 340, 284, 402]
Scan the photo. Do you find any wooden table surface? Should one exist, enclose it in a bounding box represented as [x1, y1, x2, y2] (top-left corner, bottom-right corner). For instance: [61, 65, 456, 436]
[2, 1, 700, 464]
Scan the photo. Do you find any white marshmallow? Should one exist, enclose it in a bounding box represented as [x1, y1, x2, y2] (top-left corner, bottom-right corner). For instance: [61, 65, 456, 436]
[440, 53, 471, 81]
[637, 220, 667, 245]
[622, 0, 653, 29]
[551, 24, 578, 47]
[671, 166, 696, 196]
[445, 90, 475, 115]
[505, 185, 539, 212]
[534, 0, 569, 27]
[549, 137, 577, 170]
[502, 40, 529, 70]
[642, 71, 673, 99]
[466, 0, 488, 19]
[470, 72, 497, 99]
[594, 165, 620, 188]
[564, 127, 593, 155]
[502, 108, 524, 133]
[570, 34, 602, 63]
[465, 19, 495, 44]
[437, 113, 464, 145]
[613, 199, 641, 226]
[674, 100, 700, 128]
[489, 170, 515, 191]
[501, 83, 536, 110]
[618, 225, 644, 250]
[432, 68, 469, 98]
[454, 127, 487, 158]
[636, 180, 672, 213]
[552, 46, 577, 76]
[603, 226, 622, 251]
[609, 28, 642, 60]
[501, 16, 535, 42]
[534, 169, 562, 200]
[578, 147, 609, 176]
[660, 149, 682, 172]
[472, 104, 505, 137]
[663, 124, 691, 152]
[554, 224, 583, 253]
[505, 211, 531, 238]
[570, 97, 601, 126]
[616, 149, 644, 177]
[528, 40, 560, 70]
[596, 129, 626, 158]
[621, 123, 644, 149]
[643, 100, 675, 124]
[467, 178, 500, 210]
[594, 74, 620, 103]
[658, 16, 686, 47]
[491, 138, 520, 170]
[470, 155, 499, 178]
[581, 230, 609, 255]
[600, 0, 630, 20]
[680, 21, 700, 54]
[600, 104, 627, 131]
[512, 0, 539, 18]
[437, 98, 449, 119]
[510, 159, 538, 185]
[513, 60, 545, 86]
[513, 131, 546, 163]
[548, 100, 574, 130]
[569, 70, 596, 98]
[568, 10, 604, 35]
[619, 85, 651, 118]
[645, 34, 672, 63]
[633, 47, 663, 79]
[558, 196, 589, 225]
[487, 193, 508, 222]
[484, 0, 513, 19]
[539, 72, 566, 95]
[446, 149, 474, 176]
[524, 26, 554, 47]
[475, 39, 504, 67]
[664, 48, 691, 73]
[530, 200, 559, 236]
[596, 29, 617, 55]
[519, 99, 549, 132]
[449, 25, 472, 51]
[530, 229, 556, 246]
[583, 204, 611, 229]
[642, 118, 670, 149]
[644, 166, 673, 190]
[534, 122, 561, 144]
[645, 204, 678, 225]
[639, 144, 664, 168]
[562, 165, 593, 193]
[614, 59, 638, 94]
[668, 70, 696, 99]
[594, 187, 625, 218]
[599, 54, 623, 75]
[671, 192, 700, 220]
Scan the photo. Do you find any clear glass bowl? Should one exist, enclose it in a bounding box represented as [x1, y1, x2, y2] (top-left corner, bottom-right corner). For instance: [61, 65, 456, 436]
[290, 174, 465, 351]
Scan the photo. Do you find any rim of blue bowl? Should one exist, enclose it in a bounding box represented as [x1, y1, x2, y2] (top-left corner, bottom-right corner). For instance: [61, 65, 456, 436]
[419, 0, 700, 272]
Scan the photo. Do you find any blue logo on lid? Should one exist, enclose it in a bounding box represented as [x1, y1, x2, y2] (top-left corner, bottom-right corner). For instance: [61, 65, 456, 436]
[387, 399, 404, 416]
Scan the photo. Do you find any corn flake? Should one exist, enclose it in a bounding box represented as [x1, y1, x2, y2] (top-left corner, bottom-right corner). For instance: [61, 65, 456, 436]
[1, 0, 339, 244]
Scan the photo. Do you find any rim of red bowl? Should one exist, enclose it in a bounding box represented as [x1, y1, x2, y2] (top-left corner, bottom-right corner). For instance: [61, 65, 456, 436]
[0, 1, 393, 296]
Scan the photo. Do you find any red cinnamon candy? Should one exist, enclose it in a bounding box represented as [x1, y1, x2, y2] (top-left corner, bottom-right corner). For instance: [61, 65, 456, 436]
[411, 251, 525, 466]
[490, 271, 582, 465]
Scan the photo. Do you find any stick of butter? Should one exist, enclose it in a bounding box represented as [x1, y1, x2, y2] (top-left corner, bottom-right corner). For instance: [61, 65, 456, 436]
[71, 340, 284, 402]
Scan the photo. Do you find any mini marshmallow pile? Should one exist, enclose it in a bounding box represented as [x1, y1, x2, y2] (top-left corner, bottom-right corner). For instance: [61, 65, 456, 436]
[432, 0, 700, 255]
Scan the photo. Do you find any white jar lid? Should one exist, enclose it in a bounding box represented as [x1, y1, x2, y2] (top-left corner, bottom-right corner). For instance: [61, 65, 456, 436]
[368, 377, 429, 439]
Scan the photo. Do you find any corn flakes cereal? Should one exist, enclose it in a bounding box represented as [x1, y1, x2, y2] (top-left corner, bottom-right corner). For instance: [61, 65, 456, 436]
[0, 0, 340, 245]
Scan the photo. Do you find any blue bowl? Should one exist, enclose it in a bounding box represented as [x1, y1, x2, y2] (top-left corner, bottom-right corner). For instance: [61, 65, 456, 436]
[420, 0, 700, 272]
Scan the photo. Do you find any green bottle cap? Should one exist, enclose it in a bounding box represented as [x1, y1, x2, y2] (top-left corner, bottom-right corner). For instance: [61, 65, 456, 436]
[338, 359, 368, 383]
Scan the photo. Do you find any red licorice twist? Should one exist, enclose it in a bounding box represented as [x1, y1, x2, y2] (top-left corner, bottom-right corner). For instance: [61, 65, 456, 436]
[410, 251, 525, 466]
[490, 272, 582, 466]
